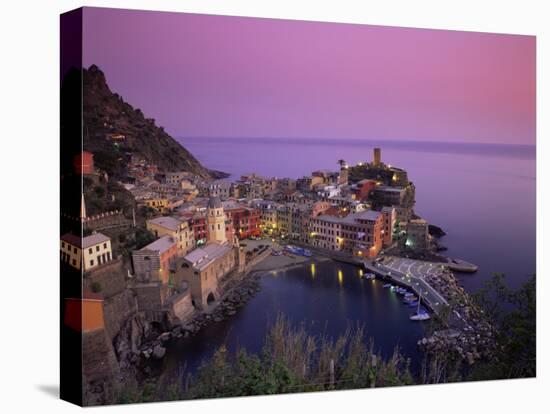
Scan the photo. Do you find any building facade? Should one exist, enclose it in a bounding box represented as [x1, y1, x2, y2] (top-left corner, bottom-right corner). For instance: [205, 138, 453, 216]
[132, 235, 178, 284]
[61, 232, 113, 271]
[147, 216, 195, 255]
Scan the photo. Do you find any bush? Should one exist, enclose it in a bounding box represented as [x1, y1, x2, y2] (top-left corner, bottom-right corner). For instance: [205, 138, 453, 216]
[91, 281, 102, 293]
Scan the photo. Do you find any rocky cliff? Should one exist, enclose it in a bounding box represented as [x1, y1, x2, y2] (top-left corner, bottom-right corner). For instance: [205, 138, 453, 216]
[82, 64, 224, 179]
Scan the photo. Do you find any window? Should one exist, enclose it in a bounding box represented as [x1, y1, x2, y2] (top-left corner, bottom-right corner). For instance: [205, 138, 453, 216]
[90, 259, 94, 267]
[103, 243, 107, 249]
[96, 246, 100, 252]
[73, 247, 77, 253]
[72, 259, 76, 266]
[88, 248, 92, 254]
[61, 242, 65, 248]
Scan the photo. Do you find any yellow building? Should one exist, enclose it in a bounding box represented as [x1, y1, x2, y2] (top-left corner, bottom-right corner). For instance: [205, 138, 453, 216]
[147, 216, 195, 255]
[144, 198, 169, 213]
[61, 232, 113, 271]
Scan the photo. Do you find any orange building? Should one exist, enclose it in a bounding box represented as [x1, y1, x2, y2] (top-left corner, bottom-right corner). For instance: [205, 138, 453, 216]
[73, 151, 95, 175]
[132, 235, 178, 284]
[64, 291, 105, 333]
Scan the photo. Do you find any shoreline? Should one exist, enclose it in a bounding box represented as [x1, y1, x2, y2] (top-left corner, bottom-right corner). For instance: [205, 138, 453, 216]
[134, 243, 493, 384]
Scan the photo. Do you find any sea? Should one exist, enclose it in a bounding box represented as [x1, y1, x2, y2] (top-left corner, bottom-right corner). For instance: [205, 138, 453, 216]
[160, 136, 535, 376]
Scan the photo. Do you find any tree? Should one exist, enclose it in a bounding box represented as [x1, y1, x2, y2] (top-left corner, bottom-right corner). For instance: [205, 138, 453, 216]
[469, 273, 536, 380]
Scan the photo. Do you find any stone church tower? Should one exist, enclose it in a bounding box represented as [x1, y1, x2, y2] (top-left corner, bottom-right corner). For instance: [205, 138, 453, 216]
[207, 196, 227, 244]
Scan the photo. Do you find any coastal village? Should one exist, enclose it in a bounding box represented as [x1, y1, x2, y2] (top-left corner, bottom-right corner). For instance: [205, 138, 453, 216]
[61, 143, 495, 403]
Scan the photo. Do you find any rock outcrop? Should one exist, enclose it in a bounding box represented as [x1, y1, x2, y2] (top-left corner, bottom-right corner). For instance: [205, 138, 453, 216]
[79, 64, 224, 179]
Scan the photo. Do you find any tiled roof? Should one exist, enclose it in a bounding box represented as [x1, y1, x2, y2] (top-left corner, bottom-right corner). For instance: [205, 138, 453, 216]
[147, 216, 183, 232]
[141, 235, 176, 254]
[61, 232, 110, 249]
[184, 242, 232, 271]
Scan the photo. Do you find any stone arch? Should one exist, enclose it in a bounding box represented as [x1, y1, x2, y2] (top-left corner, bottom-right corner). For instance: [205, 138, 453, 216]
[206, 292, 216, 306]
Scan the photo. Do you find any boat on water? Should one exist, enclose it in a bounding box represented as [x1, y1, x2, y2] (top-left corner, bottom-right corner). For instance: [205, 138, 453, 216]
[364, 273, 376, 280]
[410, 311, 430, 321]
[284, 245, 312, 257]
[383, 283, 392, 288]
[403, 296, 418, 303]
[409, 292, 431, 321]
[404, 292, 415, 298]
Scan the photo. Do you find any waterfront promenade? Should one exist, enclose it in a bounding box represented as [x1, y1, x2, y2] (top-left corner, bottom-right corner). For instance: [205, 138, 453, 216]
[362, 258, 449, 315]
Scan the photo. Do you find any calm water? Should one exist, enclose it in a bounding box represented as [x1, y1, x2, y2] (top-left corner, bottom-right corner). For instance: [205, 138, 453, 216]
[163, 261, 426, 376]
[163, 137, 536, 376]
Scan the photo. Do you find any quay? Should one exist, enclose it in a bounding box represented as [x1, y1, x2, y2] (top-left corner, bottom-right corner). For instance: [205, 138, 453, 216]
[362, 260, 448, 315]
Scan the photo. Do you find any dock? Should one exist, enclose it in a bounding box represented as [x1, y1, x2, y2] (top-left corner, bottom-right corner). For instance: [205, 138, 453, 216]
[362, 260, 449, 315]
[445, 258, 478, 273]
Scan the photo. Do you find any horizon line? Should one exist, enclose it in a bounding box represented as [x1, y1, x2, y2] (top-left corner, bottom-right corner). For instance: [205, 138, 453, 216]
[177, 136, 536, 147]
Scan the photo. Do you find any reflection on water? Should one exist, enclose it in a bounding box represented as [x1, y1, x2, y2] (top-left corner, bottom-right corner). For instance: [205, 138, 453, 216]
[163, 137, 535, 381]
[162, 261, 426, 378]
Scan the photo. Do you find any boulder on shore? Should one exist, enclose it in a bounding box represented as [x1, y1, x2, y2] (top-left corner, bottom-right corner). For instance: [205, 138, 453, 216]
[428, 224, 447, 238]
[152, 345, 166, 359]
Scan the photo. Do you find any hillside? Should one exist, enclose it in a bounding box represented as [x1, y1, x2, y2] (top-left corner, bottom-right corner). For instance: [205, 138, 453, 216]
[82, 64, 224, 179]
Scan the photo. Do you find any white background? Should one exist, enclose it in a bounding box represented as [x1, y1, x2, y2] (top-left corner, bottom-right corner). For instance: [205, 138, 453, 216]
[0, 0, 547, 412]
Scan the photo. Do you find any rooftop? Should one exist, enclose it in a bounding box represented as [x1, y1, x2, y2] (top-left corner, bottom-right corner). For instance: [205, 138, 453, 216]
[141, 235, 176, 254]
[61, 232, 111, 249]
[147, 216, 183, 232]
[374, 186, 406, 193]
[207, 196, 222, 209]
[184, 242, 232, 271]
[316, 209, 382, 225]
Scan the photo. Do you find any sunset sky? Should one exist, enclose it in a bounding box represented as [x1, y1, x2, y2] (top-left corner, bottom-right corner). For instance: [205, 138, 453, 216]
[82, 7, 535, 145]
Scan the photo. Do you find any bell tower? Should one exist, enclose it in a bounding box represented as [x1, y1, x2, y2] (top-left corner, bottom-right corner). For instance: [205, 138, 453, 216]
[206, 196, 227, 244]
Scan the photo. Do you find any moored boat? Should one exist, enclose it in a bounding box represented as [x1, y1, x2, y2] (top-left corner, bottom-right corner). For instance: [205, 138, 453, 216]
[410, 311, 430, 321]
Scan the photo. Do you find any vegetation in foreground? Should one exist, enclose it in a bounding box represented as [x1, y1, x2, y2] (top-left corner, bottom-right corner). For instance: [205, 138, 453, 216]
[109, 273, 535, 404]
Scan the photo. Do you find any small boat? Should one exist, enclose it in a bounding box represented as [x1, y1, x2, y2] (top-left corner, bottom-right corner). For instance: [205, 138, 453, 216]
[396, 288, 407, 295]
[410, 312, 430, 321]
[364, 273, 376, 280]
[409, 293, 431, 321]
[408, 301, 419, 307]
[383, 283, 392, 288]
[404, 292, 415, 298]
[403, 296, 418, 303]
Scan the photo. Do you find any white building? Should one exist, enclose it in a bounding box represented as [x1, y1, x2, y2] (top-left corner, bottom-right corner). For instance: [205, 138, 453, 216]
[61, 232, 113, 271]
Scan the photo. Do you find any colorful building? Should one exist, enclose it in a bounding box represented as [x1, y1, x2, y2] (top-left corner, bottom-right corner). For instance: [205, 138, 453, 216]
[144, 198, 169, 213]
[309, 210, 384, 258]
[132, 235, 178, 284]
[147, 216, 195, 255]
[225, 206, 261, 239]
[64, 290, 105, 333]
[73, 151, 94, 175]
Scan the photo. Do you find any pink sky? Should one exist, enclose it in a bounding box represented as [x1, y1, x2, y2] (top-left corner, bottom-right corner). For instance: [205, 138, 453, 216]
[82, 7, 535, 145]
